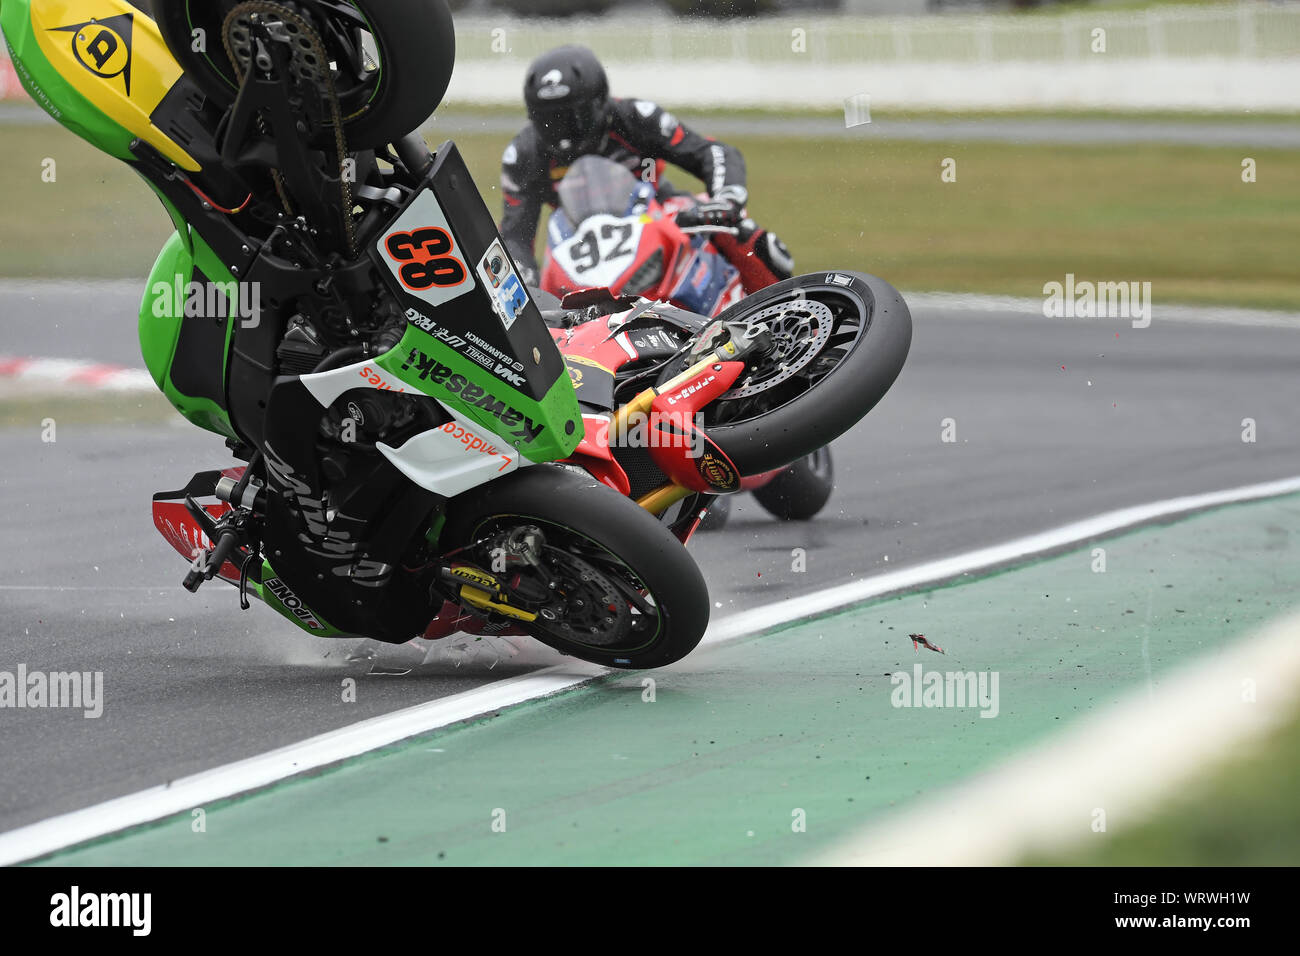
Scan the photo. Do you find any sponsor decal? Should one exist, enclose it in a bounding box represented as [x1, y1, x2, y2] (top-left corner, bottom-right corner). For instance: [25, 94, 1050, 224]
[405, 308, 466, 349]
[405, 308, 525, 387]
[659, 111, 679, 138]
[439, 422, 514, 472]
[710, 145, 728, 194]
[536, 68, 571, 100]
[564, 354, 614, 392]
[357, 364, 406, 393]
[632, 330, 677, 352]
[378, 191, 474, 309]
[634, 100, 657, 118]
[399, 350, 545, 444]
[698, 451, 739, 491]
[386, 227, 467, 291]
[666, 374, 716, 406]
[264, 442, 329, 538]
[264, 577, 323, 630]
[494, 364, 526, 387]
[466, 331, 524, 373]
[51, 13, 134, 94]
[476, 239, 530, 332]
[450, 566, 499, 591]
[502, 143, 518, 165]
[826, 273, 854, 288]
[565, 354, 613, 373]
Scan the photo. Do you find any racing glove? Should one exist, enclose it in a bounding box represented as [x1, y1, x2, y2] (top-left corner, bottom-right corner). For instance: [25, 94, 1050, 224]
[676, 185, 749, 232]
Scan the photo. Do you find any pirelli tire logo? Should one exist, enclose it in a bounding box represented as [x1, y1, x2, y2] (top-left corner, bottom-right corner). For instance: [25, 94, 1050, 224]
[264, 577, 323, 630]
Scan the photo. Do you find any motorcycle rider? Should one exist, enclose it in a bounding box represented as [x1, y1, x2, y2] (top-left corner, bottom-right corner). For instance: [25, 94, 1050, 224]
[499, 45, 794, 294]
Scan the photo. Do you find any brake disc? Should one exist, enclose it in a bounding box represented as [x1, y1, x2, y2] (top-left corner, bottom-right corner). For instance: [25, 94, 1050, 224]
[721, 298, 835, 400]
[538, 551, 630, 647]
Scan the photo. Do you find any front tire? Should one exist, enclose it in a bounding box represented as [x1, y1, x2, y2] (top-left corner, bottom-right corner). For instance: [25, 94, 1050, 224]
[703, 272, 911, 476]
[441, 467, 710, 669]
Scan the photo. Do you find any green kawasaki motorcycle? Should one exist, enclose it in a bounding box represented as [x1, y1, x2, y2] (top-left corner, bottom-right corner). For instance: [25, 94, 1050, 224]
[1, 0, 911, 668]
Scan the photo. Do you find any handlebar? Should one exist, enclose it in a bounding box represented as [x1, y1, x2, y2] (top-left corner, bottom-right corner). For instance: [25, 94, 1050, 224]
[183, 530, 242, 593]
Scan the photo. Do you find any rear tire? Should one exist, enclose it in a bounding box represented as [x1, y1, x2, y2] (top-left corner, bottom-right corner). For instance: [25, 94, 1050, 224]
[441, 467, 710, 669]
[752, 447, 834, 521]
[155, 0, 456, 149]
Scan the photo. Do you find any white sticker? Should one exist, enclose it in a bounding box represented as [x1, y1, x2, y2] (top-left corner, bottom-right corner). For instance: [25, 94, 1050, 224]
[378, 190, 475, 311]
[550, 214, 646, 290]
[476, 238, 530, 333]
[536, 69, 571, 100]
[378, 413, 522, 499]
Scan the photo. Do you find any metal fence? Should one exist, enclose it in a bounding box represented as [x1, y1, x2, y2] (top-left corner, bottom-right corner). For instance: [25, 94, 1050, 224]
[451, 2, 1300, 63]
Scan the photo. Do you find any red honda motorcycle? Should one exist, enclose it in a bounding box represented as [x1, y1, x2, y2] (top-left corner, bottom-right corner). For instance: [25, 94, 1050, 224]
[539, 156, 834, 527]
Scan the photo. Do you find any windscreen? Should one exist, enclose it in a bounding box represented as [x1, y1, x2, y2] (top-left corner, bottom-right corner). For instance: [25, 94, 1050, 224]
[556, 156, 639, 228]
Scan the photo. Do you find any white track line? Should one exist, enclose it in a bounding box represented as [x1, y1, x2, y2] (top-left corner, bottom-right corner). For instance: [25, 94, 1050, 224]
[701, 474, 1300, 649]
[815, 608, 1300, 866]
[1, 474, 1298, 865]
[903, 291, 1300, 328]
[0, 664, 604, 867]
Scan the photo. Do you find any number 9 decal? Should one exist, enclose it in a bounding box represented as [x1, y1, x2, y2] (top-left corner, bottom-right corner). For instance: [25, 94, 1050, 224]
[385, 228, 468, 291]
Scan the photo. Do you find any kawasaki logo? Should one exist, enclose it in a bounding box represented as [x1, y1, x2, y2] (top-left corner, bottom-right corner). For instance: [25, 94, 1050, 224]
[264, 578, 322, 630]
[400, 350, 544, 444]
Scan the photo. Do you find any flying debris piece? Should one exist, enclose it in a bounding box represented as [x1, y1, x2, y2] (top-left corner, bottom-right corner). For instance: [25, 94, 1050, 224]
[909, 633, 945, 655]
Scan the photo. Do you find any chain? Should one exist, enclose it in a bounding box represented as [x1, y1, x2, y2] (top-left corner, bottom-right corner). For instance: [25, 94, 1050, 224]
[221, 1, 358, 257]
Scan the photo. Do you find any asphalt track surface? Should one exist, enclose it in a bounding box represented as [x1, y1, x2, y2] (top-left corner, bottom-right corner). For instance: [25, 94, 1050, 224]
[1, 283, 1299, 837]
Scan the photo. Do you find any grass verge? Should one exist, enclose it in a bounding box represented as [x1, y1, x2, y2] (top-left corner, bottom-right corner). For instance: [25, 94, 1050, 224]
[0, 390, 174, 428]
[1023, 699, 1300, 865]
[2, 120, 1297, 310]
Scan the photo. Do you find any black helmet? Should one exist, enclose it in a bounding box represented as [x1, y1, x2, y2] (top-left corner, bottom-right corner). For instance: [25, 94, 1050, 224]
[524, 45, 610, 161]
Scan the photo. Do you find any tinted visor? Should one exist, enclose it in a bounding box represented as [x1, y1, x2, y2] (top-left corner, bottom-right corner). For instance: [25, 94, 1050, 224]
[530, 100, 605, 156]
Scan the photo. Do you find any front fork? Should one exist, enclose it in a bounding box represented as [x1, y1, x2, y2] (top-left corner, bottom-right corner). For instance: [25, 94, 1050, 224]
[613, 321, 772, 516]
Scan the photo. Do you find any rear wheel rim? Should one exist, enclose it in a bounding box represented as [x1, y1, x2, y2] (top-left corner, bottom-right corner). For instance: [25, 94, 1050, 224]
[457, 516, 667, 654]
[187, 1, 386, 119]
